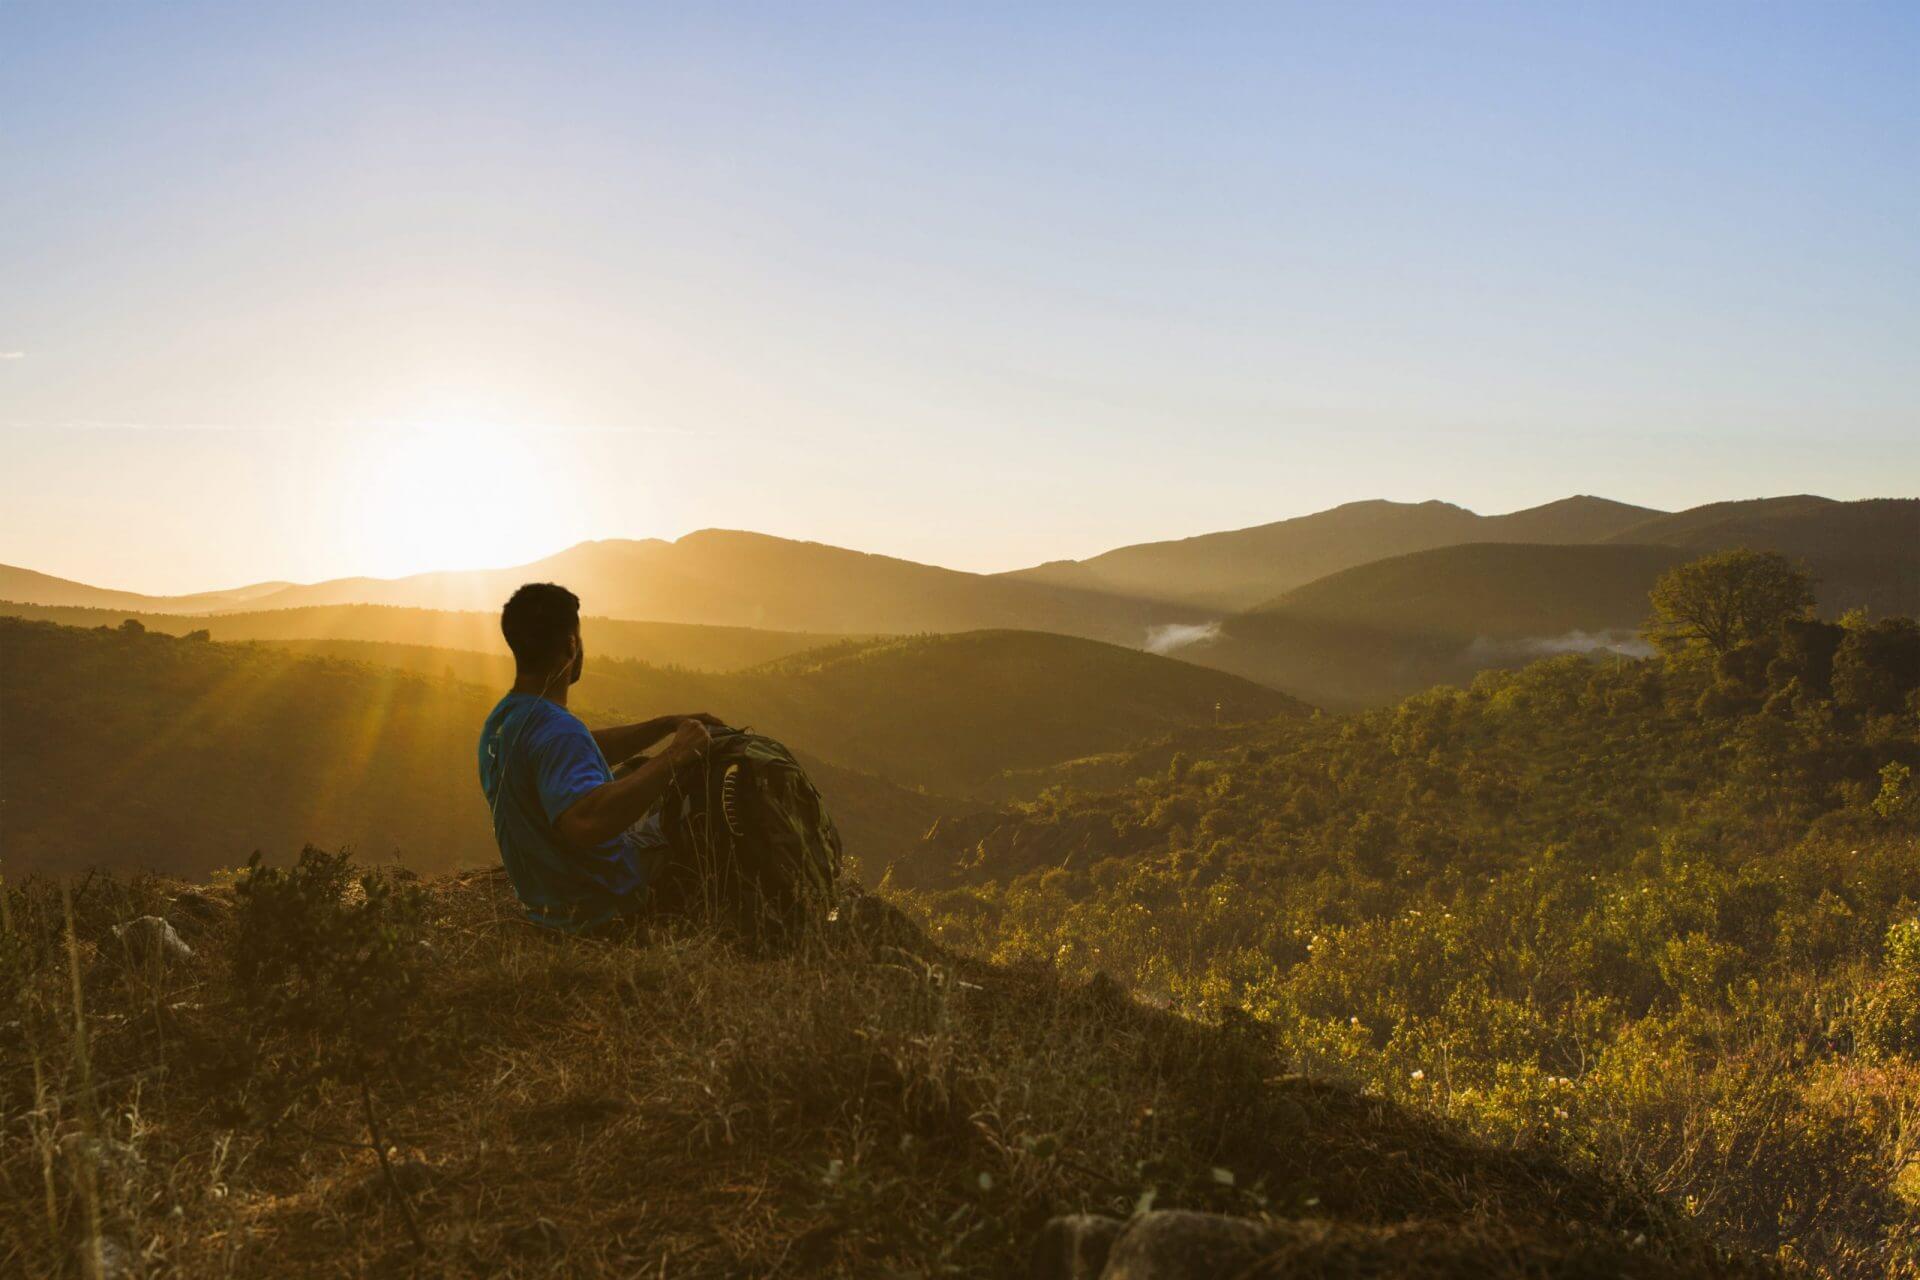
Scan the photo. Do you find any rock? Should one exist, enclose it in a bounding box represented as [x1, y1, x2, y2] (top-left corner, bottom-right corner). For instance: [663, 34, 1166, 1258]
[502, 1217, 567, 1255]
[169, 889, 227, 921]
[833, 888, 929, 952]
[384, 1158, 439, 1196]
[1031, 1213, 1124, 1280]
[74, 1233, 138, 1279]
[109, 917, 193, 965]
[1100, 1211, 1279, 1280]
[1082, 970, 1131, 1010]
[60, 1132, 144, 1192]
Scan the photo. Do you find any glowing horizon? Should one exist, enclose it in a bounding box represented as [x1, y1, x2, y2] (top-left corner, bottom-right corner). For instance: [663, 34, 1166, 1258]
[3, 3, 1916, 596]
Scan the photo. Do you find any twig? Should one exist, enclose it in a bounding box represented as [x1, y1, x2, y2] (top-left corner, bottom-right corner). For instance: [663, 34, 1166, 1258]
[359, 1073, 425, 1254]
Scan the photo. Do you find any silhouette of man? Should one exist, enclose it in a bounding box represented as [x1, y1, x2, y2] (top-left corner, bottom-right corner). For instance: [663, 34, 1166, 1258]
[477, 582, 721, 931]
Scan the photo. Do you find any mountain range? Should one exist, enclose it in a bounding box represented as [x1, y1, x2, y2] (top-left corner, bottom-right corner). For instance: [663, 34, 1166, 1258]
[1009, 494, 1664, 610]
[4, 493, 1913, 707]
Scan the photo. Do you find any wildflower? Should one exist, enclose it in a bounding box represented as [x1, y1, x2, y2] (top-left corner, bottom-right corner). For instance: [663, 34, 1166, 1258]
[1410, 1069, 1426, 1081]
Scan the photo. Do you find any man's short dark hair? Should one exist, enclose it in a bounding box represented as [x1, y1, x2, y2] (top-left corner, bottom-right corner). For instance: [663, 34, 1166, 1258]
[501, 582, 580, 670]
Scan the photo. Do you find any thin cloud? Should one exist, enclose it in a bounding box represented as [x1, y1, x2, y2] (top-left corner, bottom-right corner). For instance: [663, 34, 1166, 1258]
[1, 418, 280, 432]
[2, 417, 716, 437]
[0, 351, 25, 360]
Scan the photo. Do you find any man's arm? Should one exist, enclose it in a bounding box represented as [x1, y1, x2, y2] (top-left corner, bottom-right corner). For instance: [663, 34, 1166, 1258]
[590, 712, 723, 764]
[555, 720, 712, 850]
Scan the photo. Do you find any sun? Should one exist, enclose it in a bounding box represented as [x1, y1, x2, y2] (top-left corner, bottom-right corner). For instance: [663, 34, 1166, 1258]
[324, 421, 592, 579]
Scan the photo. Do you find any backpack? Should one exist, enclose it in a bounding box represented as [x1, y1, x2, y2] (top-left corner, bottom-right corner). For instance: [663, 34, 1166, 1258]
[653, 726, 843, 948]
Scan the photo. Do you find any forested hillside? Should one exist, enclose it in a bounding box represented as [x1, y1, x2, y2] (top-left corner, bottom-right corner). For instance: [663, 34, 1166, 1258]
[264, 628, 1300, 796]
[0, 617, 1280, 876]
[1165, 544, 1681, 707]
[0, 619, 967, 879]
[0, 600, 857, 672]
[902, 608, 1920, 1271]
[1171, 508, 1918, 708]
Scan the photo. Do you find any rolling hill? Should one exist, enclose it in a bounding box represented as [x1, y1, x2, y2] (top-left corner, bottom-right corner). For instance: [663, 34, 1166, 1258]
[1257, 542, 1687, 640]
[1606, 495, 1920, 616]
[7, 495, 1909, 711]
[2, 531, 1201, 647]
[0, 618, 972, 880]
[8, 495, 1910, 657]
[260, 628, 1303, 796]
[1006, 495, 1663, 610]
[0, 563, 291, 613]
[1123, 501, 1919, 709]
[0, 600, 858, 673]
[0, 617, 1284, 877]
[1147, 543, 1687, 708]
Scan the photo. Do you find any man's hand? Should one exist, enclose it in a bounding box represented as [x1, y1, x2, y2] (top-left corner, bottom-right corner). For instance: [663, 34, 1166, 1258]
[667, 718, 713, 764]
[591, 712, 726, 764]
[558, 718, 716, 850]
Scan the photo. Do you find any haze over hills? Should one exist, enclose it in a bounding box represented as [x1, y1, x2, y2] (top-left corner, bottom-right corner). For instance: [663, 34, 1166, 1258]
[5, 494, 1912, 710]
[262, 628, 1301, 797]
[1019, 494, 1920, 706]
[1158, 544, 1685, 708]
[0, 564, 293, 615]
[1006, 495, 1664, 611]
[1, 531, 1198, 646]
[1007, 494, 1920, 619]
[1, 616, 1284, 878]
[311, 532, 1199, 641]
[1255, 542, 1689, 641]
[1159, 502, 1919, 709]
[0, 617, 974, 879]
[0, 600, 858, 673]
[10, 494, 1913, 632]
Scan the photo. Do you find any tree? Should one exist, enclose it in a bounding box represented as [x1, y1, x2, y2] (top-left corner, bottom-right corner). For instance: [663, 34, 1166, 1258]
[1832, 617, 1920, 715]
[1646, 550, 1815, 659]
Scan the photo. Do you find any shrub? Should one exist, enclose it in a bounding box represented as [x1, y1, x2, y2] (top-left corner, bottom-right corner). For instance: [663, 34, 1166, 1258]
[232, 847, 441, 1247]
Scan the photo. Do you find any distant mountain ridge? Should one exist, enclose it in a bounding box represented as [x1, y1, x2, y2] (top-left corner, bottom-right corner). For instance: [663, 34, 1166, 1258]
[1604, 496, 1920, 617]
[1165, 497, 1920, 706]
[0, 532, 1198, 646]
[4, 495, 1911, 668]
[1004, 495, 1664, 610]
[0, 564, 292, 614]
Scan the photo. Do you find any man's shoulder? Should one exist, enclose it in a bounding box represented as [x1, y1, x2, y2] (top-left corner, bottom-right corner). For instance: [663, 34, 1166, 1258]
[522, 700, 592, 747]
[482, 695, 587, 745]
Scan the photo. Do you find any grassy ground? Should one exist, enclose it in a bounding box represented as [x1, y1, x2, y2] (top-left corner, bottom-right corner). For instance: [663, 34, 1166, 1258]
[2, 868, 1777, 1278]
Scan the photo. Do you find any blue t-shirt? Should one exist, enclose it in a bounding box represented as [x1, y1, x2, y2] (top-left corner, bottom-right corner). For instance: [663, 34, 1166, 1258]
[477, 695, 661, 932]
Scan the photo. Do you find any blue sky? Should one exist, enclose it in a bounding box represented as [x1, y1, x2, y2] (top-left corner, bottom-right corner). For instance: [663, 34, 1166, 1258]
[1, 1, 1915, 591]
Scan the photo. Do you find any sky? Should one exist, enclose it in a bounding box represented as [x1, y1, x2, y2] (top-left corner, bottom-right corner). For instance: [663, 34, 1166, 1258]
[2, 1, 1916, 594]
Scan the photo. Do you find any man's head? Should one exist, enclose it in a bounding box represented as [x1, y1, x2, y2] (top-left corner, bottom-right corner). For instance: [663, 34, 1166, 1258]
[501, 582, 583, 685]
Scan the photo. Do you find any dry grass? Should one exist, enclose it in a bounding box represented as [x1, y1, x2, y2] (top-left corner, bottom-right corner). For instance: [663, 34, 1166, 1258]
[1, 869, 1779, 1278]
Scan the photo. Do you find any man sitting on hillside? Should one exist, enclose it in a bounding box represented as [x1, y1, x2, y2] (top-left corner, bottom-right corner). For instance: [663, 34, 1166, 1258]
[478, 582, 722, 932]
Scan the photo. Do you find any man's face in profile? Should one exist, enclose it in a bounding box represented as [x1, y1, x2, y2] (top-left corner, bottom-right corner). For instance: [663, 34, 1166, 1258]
[568, 626, 585, 685]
